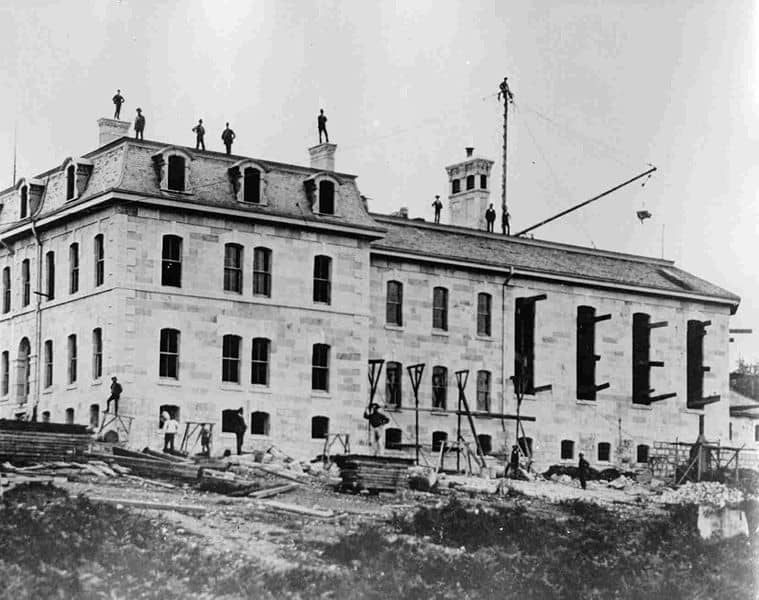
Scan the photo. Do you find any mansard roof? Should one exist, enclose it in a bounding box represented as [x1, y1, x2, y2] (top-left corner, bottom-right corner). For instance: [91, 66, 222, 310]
[371, 214, 740, 310]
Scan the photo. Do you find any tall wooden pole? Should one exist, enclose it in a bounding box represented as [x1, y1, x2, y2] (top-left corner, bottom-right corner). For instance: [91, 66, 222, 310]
[498, 77, 513, 234]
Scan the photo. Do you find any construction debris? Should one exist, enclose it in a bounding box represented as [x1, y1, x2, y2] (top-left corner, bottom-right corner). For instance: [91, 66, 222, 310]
[88, 496, 207, 515]
[0, 419, 92, 464]
[333, 454, 414, 493]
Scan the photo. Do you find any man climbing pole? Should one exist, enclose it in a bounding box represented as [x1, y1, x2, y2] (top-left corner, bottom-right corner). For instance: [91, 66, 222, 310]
[363, 403, 389, 456]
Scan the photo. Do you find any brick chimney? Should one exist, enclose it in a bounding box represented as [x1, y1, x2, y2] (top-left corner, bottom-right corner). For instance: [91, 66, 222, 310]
[308, 143, 337, 171]
[97, 117, 131, 147]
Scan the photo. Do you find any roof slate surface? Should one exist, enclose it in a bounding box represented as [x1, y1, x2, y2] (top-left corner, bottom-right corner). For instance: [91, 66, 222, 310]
[371, 215, 739, 303]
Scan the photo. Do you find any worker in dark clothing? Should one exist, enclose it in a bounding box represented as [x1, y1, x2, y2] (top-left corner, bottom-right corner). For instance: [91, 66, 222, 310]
[502, 207, 510, 235]
[134, 108, 145, 140]
[221, 122, 236, 155]
[578, 452, 589, 490]
[363, 403, 390, 456]
[432, 195, 443, 224]
[112, 89, 125, 119]
[106, 376, 122, 414]
[193, 119, 206, 150]
[318, 109, 329, 143]
[200, 425, 212, 457]
[233, 407, 246, 455]
[485, 203, 496, 232]
[509, 444, 520, 479]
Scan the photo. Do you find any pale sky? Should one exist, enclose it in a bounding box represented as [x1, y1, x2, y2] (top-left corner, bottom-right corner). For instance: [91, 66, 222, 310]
[1, 0, 757, 364]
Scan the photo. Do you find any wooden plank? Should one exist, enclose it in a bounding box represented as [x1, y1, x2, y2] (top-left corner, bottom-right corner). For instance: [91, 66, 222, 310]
[88, 496, 206, 515]
[258, 499, 333, 518]
[248, 483, 299, 499]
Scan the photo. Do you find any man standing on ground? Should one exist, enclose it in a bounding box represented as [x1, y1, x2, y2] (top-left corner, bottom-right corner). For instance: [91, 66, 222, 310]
[112, 89, 125, 119]
[193, 119, 206, 150]
[233, 407, 246, 455]
[163, 412, 179, 453]
[509, 444, 520, 479]
[578, 452, 589, 490]
[134, 108, 145, 140]
[485, 203, 496, 232]
[363, 403, 390, 456]
[106, 376, 122, 414]
[432, 195, 443, 224]
[221, 122, 236, 155]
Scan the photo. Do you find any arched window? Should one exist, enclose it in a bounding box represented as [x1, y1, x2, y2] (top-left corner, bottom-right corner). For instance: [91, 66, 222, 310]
[311, 344, 330, 391]
[67, 334, 77, 384]
[251, 411, 270, 435]
[65, 408, 75, 424]
[92, 328, 103, 379]
[386, 281, 403, 326]
[222, 334, 242, 383]
[41, 411, 50, 423]
[251, 338, 270, 385]
[318, 180, 335, 214]
[69, 243, 79, 294]
[168, 155, 186, 191]
[560, 440, 574, 460]
[253, 247, 272, 297]
[755, 424, 759, 442]
[20, 185, 28, 218]
[43, 340, 53, 388]
[2, 267, 10, 314]
[598, 442, 611, 462]
[21, 259, 30, 307]
[477, 293, 492, 336]
[243, 168, 261, 204]
[386, 361, 402, 406]
[432, 431, 448, 452]
[311, 416, 329, 439]
[385, 428, 402, 450]
[476, 370, 490, 412]
[432, 287, 448, 330]
[1, 351, 8, 396]
[66, 164, 76, 200]
[94, 234, 105, 287]
[46, 251, 55, 301]
[313, 255, 331, 304]
[159, 329, 180, 379]
[17, 338, 31, 401]
[636, 444, 649, 464]
[89, 404, 100, 428]
[159, 405, 181, 427]
[161, 235, 182, 287]
[466, 174, 475, 190]
[477, 434, 492, 455]
[224, 244, 243, 293]
[432, 366, 447, 409]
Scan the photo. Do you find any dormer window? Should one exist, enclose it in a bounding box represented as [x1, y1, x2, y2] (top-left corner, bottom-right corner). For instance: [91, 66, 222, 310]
[228, 160, 267, 204]
[168, 156, 185, 191]
[19, 185, 28, 219]
[318, 180, 334, 214]
[243, 168, 261, 203]
[66, 165, 76, 200]
[304, 173, 340, 216]
[61, 157, 93, 202]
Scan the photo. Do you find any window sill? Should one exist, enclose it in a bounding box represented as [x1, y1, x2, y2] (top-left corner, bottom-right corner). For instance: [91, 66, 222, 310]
[157, 379, 181, 387]
[311, 391, 331, 399]
[384, 324, 404, 332]
[249, 385, 272, 394]
[223, 290, 244, 296]
[220, 383, 244, 392]
[42, 388, 53, 395]
[575, 400, 597, 406]
[238, 200, 268, 207]
[66, 384, 78, 391]
[161, 188, 194, 196]
[313, 300, 331, 306]
[431, 410, 449, 417]
[631, 404, 653, 411]
[475, 335, 494, 342]
[91, 379, 103, 387]
[252, 293, 271, 299]
[431, 329, 449, 337]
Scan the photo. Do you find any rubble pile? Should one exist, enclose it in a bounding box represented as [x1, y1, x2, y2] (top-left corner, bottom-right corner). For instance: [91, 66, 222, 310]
[657, 481, 744, 508]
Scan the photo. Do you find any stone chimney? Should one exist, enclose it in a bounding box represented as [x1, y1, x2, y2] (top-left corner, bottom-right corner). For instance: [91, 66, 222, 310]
[97, 118, 131, 147]
[308, 143, 337, 171]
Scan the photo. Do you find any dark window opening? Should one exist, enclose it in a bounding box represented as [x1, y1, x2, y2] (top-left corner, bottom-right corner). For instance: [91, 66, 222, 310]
[41, 411, 50, 423]
[577, 306, 597, 400]
[632, 313, 651, 405]
[159, 328, 180, 379]
[466, 175, 475, 190]
[432, 366, 447, 409]
[477, 434, 492, 455]
[243, 168, 261, 203]
[687, 320, 706, 408]
[161, 235, 182, 287]
[386, 281, 403, 326]
[167, 155, 185, 191]
[222, 334, 241, 383]
[514, 298, 536, 394]
[92, 328, 102, 379]
[253, 247, 272, 296]
[637, 444, 649, 463]
[476, 370, 490, 412]
[44, 340, 53, 388]
[560, 439, 574, 460]
[66, 165, 76, 200]
[89, 404, 100, 428]
[385, 428, 402, 450]
[221, 408, 239, 433]
[729, 422, 733, 441]
[432, 431, 448, 452]
[452, 179, 460, 194]
[477, 293, 491, 336]
[311, 416, 329, 439]
[318, 180, 335, 214]
[251, 338, 270, 385]
[598, 442, 611, 462]
[755, 425, 759, 442]
[159, 405, 180, 428]
[518, 436, 533, 457]
[65, 408, 74, 424]
[313, 255, 331, 304]
[46, 251, 55, 301]
[312, 344, 330, 391]
[2, 267, 10, 314]
[21, 259, 30, 307]
[94, 234, 105, 287]
[480, 175, 487, 189]
[20, 185, 28, 218]
[432, 287, 448, 330]
[1, 351, 9, 396]
[251, 411, 270, 435]
[67, 334, 77, 384]
[69, 243, 79, 294]
[223, 244, 243, 293]
[386, 361, 402, 406]
[17, 338, 31, 401]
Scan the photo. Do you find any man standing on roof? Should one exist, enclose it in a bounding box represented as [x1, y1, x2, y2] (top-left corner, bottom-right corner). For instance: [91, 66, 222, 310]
[432, 195, 443, 224]
[134, 108, 145, 140]
[318, 109, 329, 144]
[485, 203, 496, 232]
[112, 89, 125, 119]
[221, 122, 236, 155]
[502, 207, 510, 235]
[193, 119, 206, 150]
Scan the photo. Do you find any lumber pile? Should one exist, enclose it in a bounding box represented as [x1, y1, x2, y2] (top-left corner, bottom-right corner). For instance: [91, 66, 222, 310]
[0, 419, 92, 464]
[89, 451, 201, 482]
[333, 454, 414, 493]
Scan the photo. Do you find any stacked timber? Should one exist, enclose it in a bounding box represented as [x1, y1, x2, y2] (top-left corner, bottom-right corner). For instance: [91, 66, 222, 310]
[90, 450, 200, 482]
[333, 454, 414, 493]
[0, 420, 92, 464]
